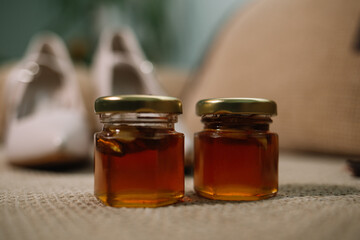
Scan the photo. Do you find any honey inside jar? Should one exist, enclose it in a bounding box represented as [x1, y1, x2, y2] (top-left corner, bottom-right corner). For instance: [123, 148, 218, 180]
[194, 98, 278, 201]
[94, 95, 184, 207]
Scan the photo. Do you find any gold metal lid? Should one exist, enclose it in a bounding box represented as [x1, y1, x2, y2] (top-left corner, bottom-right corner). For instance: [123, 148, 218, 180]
[95, 95, 182, 114]
[196, 98, 277, 116]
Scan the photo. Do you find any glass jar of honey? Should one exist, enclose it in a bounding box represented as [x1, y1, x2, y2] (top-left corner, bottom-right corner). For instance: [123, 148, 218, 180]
[94, 95, 184, 207]
[194, 98, 278, 201]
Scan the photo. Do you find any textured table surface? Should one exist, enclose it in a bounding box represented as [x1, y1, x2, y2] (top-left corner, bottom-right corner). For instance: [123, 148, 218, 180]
[0, 151, 359, 240]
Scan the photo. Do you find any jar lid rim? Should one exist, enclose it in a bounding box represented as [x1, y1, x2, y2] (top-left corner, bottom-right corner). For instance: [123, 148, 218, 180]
[95, 95, 182, 114]
[196, 98, 277, 116]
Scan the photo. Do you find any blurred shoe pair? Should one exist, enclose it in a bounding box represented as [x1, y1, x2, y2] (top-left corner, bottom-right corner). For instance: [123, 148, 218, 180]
[3, 30, 190, 168]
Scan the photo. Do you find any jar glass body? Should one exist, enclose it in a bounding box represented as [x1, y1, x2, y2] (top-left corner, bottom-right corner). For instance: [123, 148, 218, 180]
[94, 112, 184, 207]
[194, 114, 278, 201]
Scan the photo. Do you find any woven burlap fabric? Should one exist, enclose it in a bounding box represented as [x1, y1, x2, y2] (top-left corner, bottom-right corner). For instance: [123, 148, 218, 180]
[1, 151, 360, 240]
[183, 0, 360, 156]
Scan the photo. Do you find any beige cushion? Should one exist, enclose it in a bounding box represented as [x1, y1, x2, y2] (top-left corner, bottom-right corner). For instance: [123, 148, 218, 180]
[0, 63, 14, 143]
[183, 0, 360, 156]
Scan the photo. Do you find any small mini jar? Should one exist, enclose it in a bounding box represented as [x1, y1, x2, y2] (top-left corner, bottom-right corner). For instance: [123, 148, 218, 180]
[194, 98, 278, 201]
[94, 95, 184, 207]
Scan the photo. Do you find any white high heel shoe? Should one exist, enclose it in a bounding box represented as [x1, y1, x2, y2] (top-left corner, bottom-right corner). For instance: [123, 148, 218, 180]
[92, 29, 165, 96]
[92, 29, 193, 162]
[4, 33, 91, 167]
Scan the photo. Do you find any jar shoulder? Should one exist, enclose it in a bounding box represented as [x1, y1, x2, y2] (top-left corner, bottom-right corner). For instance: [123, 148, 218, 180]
[195, 129, 278, 138]
[96, 127, 184, 140]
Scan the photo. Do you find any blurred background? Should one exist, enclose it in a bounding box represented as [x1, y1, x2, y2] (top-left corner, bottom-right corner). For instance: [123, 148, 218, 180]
[1, 0, 360, 161]
[0, 0, 249, 160]
[0, 0, 247, 70]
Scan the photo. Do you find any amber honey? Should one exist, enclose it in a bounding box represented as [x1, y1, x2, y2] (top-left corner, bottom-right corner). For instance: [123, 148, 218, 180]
[95, 127, 184, 207]
[94, 95, 184, 207]
[194, 98, 278, 201]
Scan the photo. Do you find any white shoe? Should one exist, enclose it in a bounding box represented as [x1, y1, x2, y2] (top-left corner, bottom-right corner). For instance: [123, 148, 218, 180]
[92, 29, 193, 161]
[4, 33, 91, 167]
[92, 29, 165, 96]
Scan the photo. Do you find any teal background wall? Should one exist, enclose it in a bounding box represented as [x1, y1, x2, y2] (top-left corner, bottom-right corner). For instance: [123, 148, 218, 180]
[0, 0, 249, 70]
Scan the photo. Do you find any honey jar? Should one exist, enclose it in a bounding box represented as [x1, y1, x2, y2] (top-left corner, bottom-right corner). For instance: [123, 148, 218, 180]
[94, 95, 184, 207]
[194, 98, 278, 201]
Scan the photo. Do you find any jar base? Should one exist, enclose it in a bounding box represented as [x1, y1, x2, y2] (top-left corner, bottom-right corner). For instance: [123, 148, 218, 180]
[95, 192, 184, 208]
[195, 187, 277, 201]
